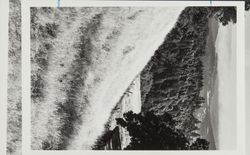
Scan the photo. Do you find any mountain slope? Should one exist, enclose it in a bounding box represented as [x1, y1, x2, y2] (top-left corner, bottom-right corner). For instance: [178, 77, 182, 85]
[31, 7, 183, 150]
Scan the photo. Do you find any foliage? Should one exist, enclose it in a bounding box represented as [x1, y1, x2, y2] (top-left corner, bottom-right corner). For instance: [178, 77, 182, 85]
[92, 124, 113, 150]
[246, 1, 250, 11]
[116, 111, 209, 150]
[209, 7, 236, 26]
[140, 7, 237, 142]
[141, 7, 208, 139]
[190, 138, 210, 150]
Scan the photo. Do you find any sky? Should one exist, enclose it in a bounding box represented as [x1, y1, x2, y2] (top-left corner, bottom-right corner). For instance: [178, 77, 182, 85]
[215, 22, 236, 150]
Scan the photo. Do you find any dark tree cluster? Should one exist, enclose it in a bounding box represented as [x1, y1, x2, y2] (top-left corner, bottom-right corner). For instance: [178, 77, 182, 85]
[116, 111, 209, 150]
[245, 1, 250, 11]
[141, 7, 210, 140]
[208, 7, 236, 26]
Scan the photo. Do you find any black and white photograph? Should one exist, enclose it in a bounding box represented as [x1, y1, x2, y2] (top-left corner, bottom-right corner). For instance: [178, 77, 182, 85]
[0, 0, 248, 154]
[29, 5, 239, 151]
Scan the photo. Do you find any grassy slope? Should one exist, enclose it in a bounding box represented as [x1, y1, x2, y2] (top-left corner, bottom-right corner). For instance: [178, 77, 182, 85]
[31, 7, 183, 150]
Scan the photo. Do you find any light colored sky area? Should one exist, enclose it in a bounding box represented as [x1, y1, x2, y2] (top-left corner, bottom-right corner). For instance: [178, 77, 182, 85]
[215, 22, 236, 150]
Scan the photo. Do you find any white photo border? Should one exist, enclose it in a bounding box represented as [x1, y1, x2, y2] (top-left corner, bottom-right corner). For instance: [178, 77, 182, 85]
[0, 0, 9, 155]
[22, 1, 245, 155]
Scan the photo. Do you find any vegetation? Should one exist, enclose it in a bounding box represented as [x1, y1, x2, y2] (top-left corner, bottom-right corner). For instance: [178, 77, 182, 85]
[92, 123, 112, 150]
[246, 1, 250, 11]
[140, 7, 237, 142]
[30, 6, 237, 150]
[116, 111, 209, 150]
[209, 7, 236, 25]
[92, 6, 238, 150]
[141, 7, 210, 140]
[31, 7, 83, 150]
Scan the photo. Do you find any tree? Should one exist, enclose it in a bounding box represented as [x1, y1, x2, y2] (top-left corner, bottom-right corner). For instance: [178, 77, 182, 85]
[209, 7, 236, 26]
[246, 1, 250, 11]
[190, 138, 210, 150]
[116, 111, 209, 150]
[219, 7, 236, 25]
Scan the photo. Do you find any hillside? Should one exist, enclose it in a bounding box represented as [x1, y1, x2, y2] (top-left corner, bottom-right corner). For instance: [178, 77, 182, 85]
[92, 76, 142, 150]
[198, 17, 219, 150]
[93, 6, 237, 150]
[140, 7, 210, 141]
[30, 7, 183, 150]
